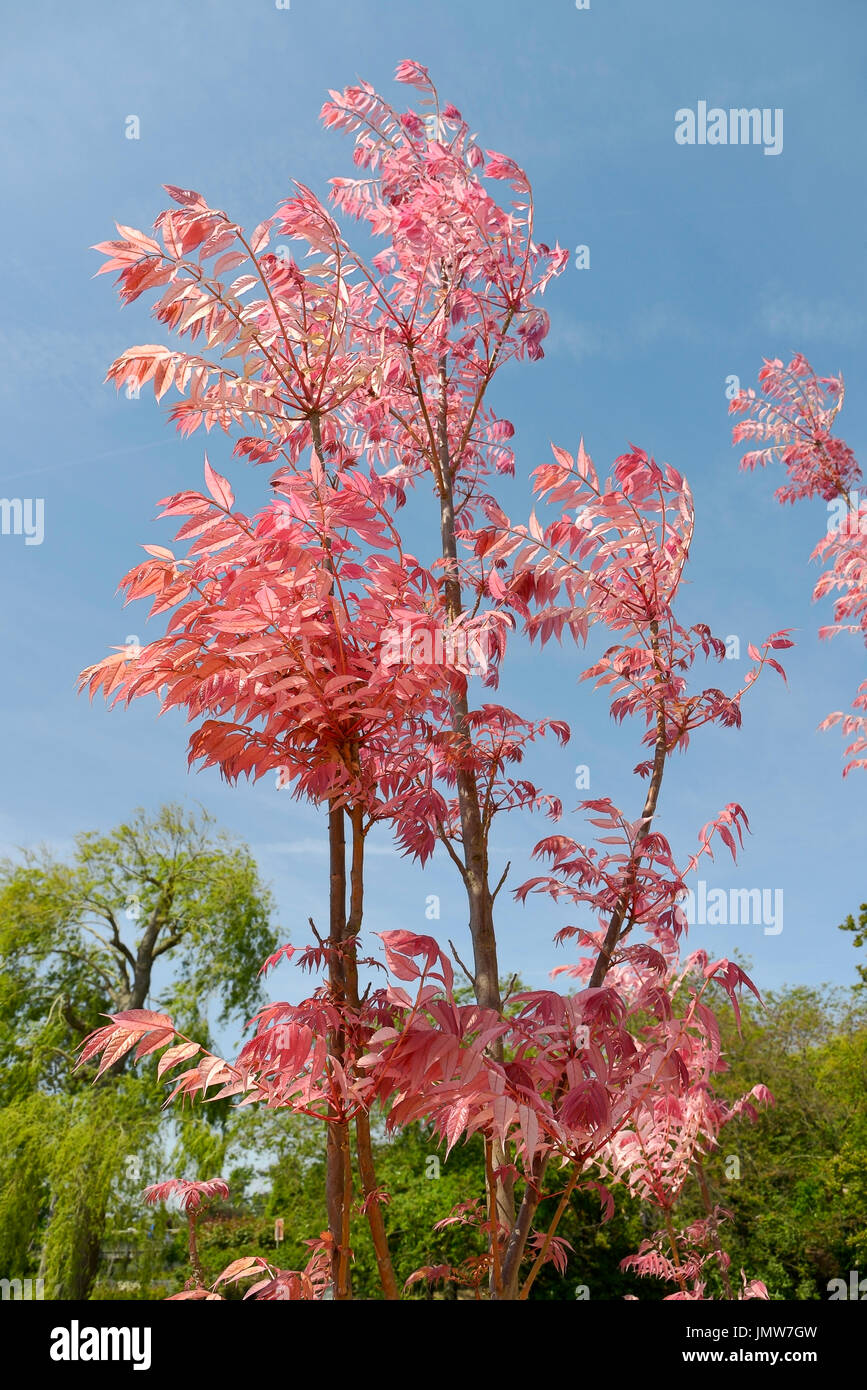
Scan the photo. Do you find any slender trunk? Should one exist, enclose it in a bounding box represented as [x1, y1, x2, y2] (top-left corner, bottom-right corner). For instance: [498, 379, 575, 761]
[436, 369, 514, 1271]
[664, 1209, 689, 1296]
[497, 635, 669, 1298]
[355, 1111, 399, 1299]
[438, 471, 501, 1012]
[312, 415, 396, 1297]
[434, 336, 502, 1016]
[587, 632, 666, 991]
[518, 1168, 581, 1300]
[188, 1212, 206, 1287]
[326, 803, 353, 1300]
[313, 415, 354, 1298]
[345, 802, 400, 1300]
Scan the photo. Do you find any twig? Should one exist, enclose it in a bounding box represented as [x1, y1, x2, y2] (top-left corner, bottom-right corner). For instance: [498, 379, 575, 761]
[448, 939, 476, 990]
[491, 860, 511, 903]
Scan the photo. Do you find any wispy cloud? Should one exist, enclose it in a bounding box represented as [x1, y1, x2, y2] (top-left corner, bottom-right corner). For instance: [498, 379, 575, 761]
[757, 289, 864, 346]
[551, 303, 702, 363]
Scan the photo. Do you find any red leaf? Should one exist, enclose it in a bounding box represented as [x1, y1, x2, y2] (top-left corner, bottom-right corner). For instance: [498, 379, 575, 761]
[203, 454, 234, 510]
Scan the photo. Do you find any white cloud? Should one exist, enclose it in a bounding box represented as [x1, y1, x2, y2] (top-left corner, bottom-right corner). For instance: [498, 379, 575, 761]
[552, 303, 702, 363]
[757, 289, 864, 345]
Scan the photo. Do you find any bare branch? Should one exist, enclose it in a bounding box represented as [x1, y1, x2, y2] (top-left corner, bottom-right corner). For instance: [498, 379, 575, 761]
[448, 939, 476, 991]
[491, 860, 511, 903]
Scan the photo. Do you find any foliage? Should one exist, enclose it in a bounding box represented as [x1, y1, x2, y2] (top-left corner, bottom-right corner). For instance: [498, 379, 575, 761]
[731, 354, 866, 774]
[840, 901, 867, 990]
[0, 804, 278, 1299]
[71, 979, 867, 1300]
[72, 60, 861, 1303]
[695, 984, 867, 1299]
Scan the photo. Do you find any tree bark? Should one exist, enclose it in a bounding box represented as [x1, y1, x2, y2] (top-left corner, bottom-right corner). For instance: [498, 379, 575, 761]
[310, 412, 398, 1298]
[434, 363, 514, 1277]
[345, 803, 399, 1300]
[326, 803, 353, 1299]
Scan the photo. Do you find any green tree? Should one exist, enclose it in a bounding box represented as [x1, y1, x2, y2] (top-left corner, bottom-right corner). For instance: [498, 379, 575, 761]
[674, 983, 867, 1300]
[0, 803, 278, 1299]
[840, 901, 867, 989]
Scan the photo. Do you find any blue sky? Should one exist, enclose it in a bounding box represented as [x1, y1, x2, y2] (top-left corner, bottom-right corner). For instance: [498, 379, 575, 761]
[1, 0, 865, 1038]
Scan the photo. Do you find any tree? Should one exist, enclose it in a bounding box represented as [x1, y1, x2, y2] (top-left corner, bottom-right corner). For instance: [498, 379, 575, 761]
[696, 983, 867, 1298]
[1, 802, 276, 1081]
[81, 460, 459, 1298]
[0, 803, 277, 1298]
[730, 353, 866, 774]
[81, 59, 797, 1301]
[840, 901, 867, 989]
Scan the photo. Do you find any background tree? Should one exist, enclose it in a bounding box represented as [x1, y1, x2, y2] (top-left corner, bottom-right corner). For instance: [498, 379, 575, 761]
[676, 981, 867, 1300]
[48, 971, 867, 1301]
[840, 901, 867, 990]
[0, 802, 277, 1299]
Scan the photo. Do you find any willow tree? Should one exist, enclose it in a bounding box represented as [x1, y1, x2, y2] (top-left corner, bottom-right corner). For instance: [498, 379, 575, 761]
[0, 803, 277, 1299]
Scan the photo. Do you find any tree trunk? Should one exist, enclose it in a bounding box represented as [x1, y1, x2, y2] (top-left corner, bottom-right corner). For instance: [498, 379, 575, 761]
[345, 803, 400, 1300]
[435, 371, 514, 1280]
[312, 416, 397, 1298]
[326, 803, 353, 1300]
